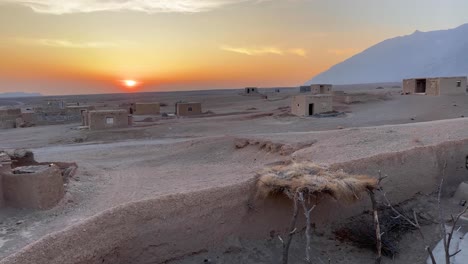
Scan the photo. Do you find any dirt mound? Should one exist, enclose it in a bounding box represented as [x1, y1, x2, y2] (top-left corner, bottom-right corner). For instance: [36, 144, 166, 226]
[234, 138, 316, 156]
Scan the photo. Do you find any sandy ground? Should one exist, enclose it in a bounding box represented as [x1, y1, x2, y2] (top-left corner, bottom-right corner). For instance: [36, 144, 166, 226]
[1, 86, 468, 262]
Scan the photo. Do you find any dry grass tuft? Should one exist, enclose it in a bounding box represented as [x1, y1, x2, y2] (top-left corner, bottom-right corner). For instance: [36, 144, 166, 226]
[257, 161, 377, 203]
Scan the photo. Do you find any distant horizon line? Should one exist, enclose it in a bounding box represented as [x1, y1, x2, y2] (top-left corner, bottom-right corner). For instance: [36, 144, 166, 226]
[0, 81, 405, 98]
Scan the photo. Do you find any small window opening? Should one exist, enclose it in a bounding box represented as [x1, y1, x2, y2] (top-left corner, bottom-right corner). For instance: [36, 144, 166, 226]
[457, 81, 461, 87]
[106, 117, 114, 124]
[188, 107, 193, 112]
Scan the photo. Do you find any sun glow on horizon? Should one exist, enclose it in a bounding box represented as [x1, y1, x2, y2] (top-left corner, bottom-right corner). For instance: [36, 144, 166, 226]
[122, 79, 138, 88]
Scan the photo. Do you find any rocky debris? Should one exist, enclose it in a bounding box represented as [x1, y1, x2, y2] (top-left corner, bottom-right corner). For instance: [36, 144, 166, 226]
[73, 137, 85, 143]
[3, 149, 37, 167]
[12, 165, 51, 174]
[17, 122, 35, 128]
[0, 149, 78, 181]
[62, 165, 78, 182]
[235, 139, 249, 149]
[0, 152, 11, 163]
[234, 138, 316, 156]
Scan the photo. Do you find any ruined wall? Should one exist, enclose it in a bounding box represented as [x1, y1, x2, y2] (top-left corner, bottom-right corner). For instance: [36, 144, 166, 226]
[0, 154, 11, 207]
[328, 139, 468, 198]
[20, 113, 35, 124]
[2, 165, 64, 209]
[33, 110, 77, 125]
[66, 106, 95, 119]
[176, 103, 202, 116]
[2, 139, 468, 264]
[88, 110, 129, 130]
[0, 109, 21, 129]
[134, 103, 160, 115]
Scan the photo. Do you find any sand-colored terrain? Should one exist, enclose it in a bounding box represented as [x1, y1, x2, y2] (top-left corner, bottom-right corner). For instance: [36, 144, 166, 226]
[1, 86, 468, 263]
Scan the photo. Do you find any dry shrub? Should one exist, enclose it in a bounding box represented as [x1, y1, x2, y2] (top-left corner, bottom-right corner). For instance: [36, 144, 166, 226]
[256, 161, 377, 202]
[335, 204, 431, 257]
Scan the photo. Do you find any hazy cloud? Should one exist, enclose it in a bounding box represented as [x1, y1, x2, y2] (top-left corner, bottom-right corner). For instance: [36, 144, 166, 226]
[13, 38, 119, 48]
[288, 48, 307, 57]
[327, 48, 359, 56]
[221, 45, 283, 56]
[3, 0, 265, 14]
[221, 45, 307, 57]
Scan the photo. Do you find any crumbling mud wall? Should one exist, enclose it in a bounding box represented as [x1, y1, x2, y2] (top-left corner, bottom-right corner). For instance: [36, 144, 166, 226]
[329, 138, 468, 201]
[2, 139, 468, 264]
[0, 153, 11, 207]
[0, 179, 359, 264]
[2, 165, 64, 209]
[0, 149, 77, 209]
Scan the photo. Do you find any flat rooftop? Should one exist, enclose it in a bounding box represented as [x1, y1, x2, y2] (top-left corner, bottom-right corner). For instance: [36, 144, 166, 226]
[88, 109, 128, 113]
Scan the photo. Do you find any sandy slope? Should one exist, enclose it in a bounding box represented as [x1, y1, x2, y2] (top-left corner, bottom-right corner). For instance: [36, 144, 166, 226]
[2, 90, 468, 261]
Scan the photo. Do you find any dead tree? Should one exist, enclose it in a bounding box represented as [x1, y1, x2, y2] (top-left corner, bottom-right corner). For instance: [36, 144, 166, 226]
[281, 191, 300, 264]
[378, 168, 467, 264]
[435, 178, 468, 264]
[368, 189, 382, 264]
[298, 191, 316, 263]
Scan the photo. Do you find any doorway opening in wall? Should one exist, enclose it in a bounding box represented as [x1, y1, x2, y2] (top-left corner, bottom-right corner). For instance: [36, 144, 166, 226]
[308, 104, 314, 116]
[415, 79, 426, 93]
[188, 107, 193, 112]
[457, 81, 461, 87]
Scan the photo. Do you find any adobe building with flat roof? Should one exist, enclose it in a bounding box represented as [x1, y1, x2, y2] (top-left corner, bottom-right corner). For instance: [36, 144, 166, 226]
[131, 103, 160, 115]
[84, 109, 130, 130]
[402, 76, 467, 96]
[175, 102, 202, 116]
[291, 94, 333, 117]
[244, 87, 259, 94]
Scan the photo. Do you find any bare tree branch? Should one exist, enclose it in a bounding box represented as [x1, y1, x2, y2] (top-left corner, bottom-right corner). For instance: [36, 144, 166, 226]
[368, 189, 382, 264]
[282, 191, 299, 264]
[426, 246, 437, 264]
[299, 191, 316, 263]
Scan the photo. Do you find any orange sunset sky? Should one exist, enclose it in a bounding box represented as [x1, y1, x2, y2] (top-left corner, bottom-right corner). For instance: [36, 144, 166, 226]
[0, 0, 467, 95]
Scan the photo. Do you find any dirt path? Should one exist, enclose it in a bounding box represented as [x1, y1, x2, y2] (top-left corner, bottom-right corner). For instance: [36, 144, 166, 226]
[0, 136, 283, 259]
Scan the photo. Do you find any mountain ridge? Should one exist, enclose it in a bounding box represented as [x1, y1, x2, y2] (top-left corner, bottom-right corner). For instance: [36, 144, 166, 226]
[0, 92, 42, 98]
[307, 23, 468, 85]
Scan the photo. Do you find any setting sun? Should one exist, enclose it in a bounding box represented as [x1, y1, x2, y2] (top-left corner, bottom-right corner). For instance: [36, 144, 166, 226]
[123, 80, 137, 87]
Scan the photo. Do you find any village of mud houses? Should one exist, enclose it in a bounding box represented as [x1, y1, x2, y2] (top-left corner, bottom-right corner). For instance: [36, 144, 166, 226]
[2, 1, 468, 264]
